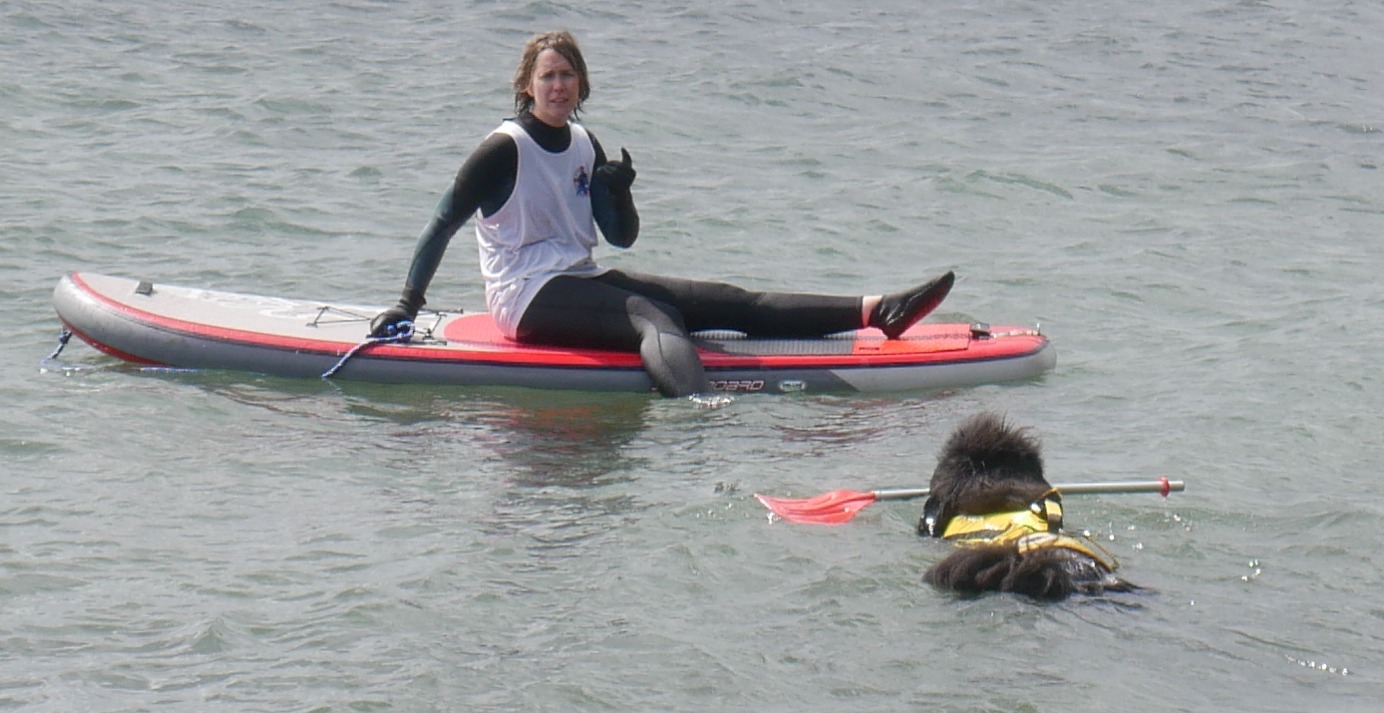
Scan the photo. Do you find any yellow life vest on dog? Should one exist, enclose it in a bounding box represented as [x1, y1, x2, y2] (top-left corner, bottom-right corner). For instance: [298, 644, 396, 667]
[939, 491, 1119, 573]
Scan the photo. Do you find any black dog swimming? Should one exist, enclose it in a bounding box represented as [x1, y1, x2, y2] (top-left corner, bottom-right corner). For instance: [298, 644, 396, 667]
[918, 412, 1133, 600]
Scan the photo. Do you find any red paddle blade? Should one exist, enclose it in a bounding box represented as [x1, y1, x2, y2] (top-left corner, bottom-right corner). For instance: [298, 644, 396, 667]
[753, 489, 881, 525]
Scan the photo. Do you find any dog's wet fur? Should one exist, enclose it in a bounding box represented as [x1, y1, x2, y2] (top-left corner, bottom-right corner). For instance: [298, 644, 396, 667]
[919, 412, 1135, 600]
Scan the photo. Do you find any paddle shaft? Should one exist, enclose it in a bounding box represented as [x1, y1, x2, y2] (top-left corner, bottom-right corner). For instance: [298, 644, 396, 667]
[871, 478, 1185, 502]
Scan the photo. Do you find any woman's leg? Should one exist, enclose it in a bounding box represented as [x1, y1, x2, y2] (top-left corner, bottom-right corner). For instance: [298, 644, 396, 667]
[597, 269, 955, 339]
[593, 270, 863, 337]
[516, 275, 712, 397]
[516, 269, 956, 396]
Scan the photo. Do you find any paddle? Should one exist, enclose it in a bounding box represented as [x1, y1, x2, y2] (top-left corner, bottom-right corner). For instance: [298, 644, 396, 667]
[754, 478, 1184, 525]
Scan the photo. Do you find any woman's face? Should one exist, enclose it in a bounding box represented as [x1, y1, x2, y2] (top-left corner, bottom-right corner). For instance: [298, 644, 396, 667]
[525, 48, 581, 127]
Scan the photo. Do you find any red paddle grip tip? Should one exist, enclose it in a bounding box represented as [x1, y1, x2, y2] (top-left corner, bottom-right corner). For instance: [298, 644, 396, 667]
[1159, 477, 1171, 498]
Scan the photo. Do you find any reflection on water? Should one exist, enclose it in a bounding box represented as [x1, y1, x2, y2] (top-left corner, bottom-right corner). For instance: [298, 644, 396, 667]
[84, 370, 665, 555]
[340, 386, 665, 560]
[460, 391, 658, 555]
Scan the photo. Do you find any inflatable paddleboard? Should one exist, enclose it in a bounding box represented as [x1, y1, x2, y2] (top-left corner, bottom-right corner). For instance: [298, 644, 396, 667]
[51, 272, 1055, 394]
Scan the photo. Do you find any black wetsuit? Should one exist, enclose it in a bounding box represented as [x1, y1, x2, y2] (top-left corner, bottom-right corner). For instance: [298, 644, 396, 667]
[393, 112, 864, 397]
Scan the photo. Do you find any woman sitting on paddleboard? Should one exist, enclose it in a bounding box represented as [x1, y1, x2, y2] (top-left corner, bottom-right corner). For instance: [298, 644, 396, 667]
[370, 30, 954, 400]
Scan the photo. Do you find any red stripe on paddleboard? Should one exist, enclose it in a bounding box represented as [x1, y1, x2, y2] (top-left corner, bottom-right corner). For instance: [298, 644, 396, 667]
[441, 312, 1042, 369]
[59, 319, 166, 366]
[69, 273, 378, 357]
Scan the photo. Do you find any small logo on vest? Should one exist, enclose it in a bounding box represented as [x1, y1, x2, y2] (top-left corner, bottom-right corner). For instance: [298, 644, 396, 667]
[574, 166, 590, 196]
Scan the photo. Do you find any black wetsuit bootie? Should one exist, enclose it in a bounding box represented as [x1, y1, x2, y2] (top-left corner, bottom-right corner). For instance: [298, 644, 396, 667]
[870, 271, 956, 339]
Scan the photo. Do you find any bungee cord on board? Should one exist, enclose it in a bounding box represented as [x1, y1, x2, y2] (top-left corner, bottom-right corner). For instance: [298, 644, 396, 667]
[45, 328, 73, 363]
[320, 321, 415, 379]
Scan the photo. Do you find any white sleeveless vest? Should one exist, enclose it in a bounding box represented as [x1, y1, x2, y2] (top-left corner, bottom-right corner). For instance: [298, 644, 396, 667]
[475, 120, 604, 337]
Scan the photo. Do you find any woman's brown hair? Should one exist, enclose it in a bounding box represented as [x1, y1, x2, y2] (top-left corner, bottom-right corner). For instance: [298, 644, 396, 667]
[512, 30, 591, 117]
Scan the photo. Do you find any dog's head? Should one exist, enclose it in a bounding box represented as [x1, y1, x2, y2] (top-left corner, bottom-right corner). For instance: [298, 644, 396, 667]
[918, 412, 1049, 538]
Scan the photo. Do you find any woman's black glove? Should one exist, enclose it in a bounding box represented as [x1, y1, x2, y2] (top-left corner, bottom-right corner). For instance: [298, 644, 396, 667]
[594, 147, 636, 197]
[592, 148, 639, 248]
[368, 287, 426, 339]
